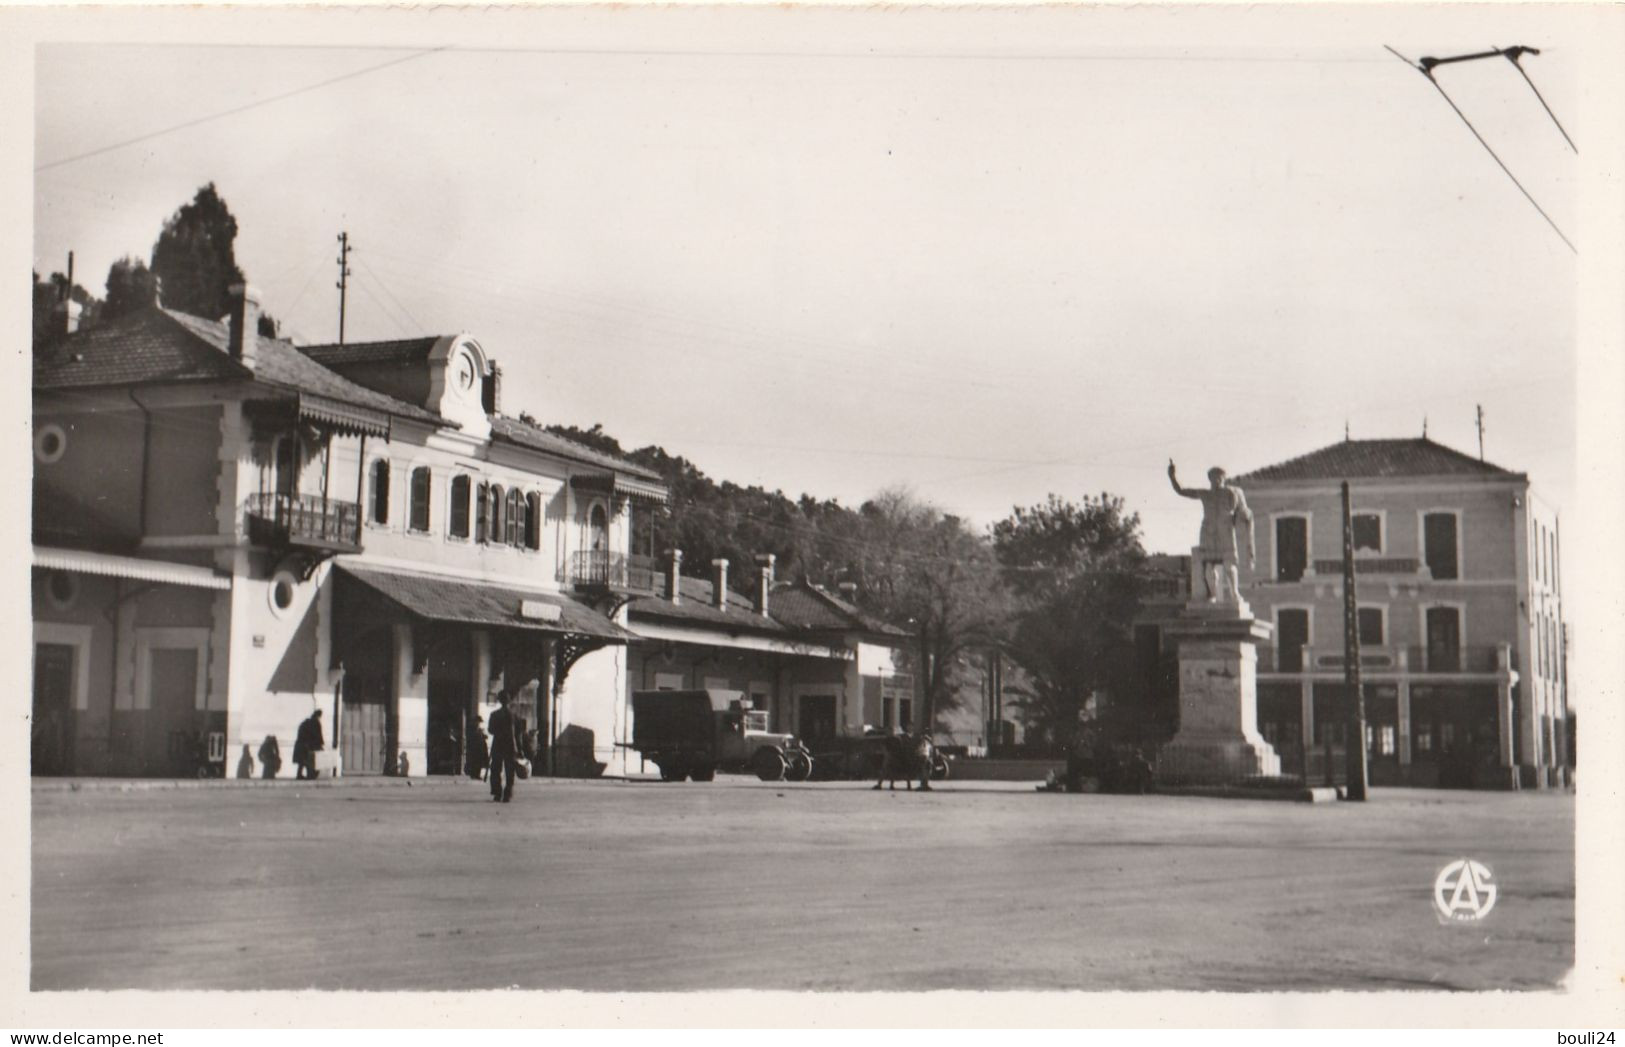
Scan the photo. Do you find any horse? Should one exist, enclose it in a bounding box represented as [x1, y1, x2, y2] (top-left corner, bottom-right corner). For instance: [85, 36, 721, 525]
[872, 731, 935, 792]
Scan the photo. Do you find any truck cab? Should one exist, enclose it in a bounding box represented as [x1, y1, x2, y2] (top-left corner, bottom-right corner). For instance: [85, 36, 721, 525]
[631, 689, 813, 782]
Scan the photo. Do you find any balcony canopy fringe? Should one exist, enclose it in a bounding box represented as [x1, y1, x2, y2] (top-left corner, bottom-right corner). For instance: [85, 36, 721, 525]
[297, 394, 390, 438]
[569, 472, 668, 506]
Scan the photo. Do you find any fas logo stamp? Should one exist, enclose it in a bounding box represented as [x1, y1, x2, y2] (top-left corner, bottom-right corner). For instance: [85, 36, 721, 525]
[1434, 858, 1498, 922]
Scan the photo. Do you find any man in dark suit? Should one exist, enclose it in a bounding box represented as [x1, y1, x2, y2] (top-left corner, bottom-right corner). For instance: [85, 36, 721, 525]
[487, 691, 520, 803]
[293, 709, 325, 780]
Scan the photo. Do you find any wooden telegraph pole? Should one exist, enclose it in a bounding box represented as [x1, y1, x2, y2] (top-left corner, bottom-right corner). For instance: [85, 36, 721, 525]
[336, 231, 353, 345]
[1340, 481, 1370, 801]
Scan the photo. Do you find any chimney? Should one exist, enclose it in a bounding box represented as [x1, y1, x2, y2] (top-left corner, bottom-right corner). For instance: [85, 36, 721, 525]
[228, 283, 261, 371]
[754, 554, 776, 616]
[666, 548, 683, 604]
[838, 581, 858, 601]
[52, 298, 83, 340]
[482, 361, 502, 415]
[712, 559, 729, 610]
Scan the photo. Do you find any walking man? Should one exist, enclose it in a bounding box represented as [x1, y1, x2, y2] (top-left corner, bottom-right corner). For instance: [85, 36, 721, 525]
[487, 691, 520, 803]
[294, 709, 325, 780]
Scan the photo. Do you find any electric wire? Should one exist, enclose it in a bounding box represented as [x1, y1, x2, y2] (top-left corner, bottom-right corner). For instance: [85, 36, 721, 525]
[34, 48, 447, 173]
[1504, 50, 1577, 153]
[1384, 45, 1575, 255]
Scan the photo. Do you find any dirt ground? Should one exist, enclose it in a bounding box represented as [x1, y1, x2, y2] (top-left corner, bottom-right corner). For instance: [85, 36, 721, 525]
[30, 777, 1573, 992]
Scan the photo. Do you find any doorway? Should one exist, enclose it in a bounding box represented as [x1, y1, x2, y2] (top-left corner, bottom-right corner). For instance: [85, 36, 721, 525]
[32, 643, 75, 776]
[1425, 606, 1462, 672]
[798, 694, 838, 743]
[1275, 609, 1309, 673]
[340, 628, 392, 776]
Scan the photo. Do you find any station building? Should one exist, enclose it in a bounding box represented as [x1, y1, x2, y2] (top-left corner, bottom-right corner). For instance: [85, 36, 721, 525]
[1231, 436, 1568, 789]
[31, 287, 914, 780]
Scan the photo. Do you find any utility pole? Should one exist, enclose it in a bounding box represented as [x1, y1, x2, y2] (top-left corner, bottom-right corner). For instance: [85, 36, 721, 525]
[1340, 481, 1370, 801]
[1476, 404, 1486, 460]
[335, 231, 353, 345]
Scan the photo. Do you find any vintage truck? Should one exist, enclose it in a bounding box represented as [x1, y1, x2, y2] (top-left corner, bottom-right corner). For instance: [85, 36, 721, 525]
[631, 689, 813, 782]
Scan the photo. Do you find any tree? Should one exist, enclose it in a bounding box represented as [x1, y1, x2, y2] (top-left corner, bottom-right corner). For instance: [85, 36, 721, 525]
[830, 488, 1012, 729]
[150, 182, 245, 322]
[992, 493, 1148, 747]
[102, 256, 159, 320]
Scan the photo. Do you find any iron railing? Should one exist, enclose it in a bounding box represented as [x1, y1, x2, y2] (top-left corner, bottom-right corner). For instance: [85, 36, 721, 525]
[1406, 644, 1503, 674]
[246, 492, 361, 552]
[1310, 557, 1421, 576]
[1259, 643, 1506, 675]
[569, 550, 659, 592]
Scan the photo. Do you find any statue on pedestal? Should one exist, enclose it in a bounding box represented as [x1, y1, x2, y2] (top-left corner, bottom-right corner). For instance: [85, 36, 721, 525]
[1168, 460, 1255, 605]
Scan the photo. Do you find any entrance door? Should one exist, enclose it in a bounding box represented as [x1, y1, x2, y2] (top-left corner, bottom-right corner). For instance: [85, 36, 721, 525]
[342, 673, 390, 775]
[1426, 607, 1462, 672]
[32, 643, 75, 776]
[427, 638, 472, 776]
[798, 694, 838, 743]
[146, 647, 200, 776]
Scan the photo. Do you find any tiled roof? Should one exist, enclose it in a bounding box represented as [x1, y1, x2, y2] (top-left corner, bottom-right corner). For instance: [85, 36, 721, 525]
[1237, 438, 1524, 484]
[296, 337, 441, 367]
[336, 564, 636, 642]
[33, 308, 444, 426]
[801, 584, 910, 637]
[489, 416, 663, 482]
[34, 308, 247, 388]
[627, 577, 909, 640]
[165, 312, 444, 426]
[627, 575, 787, 635]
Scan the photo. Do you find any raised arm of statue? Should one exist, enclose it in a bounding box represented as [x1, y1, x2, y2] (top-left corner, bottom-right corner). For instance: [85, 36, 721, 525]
[1167, 459, 1199, 499]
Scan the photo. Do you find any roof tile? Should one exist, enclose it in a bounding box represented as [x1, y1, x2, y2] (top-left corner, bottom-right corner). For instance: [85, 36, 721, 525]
[1237, 438, 1523, 484]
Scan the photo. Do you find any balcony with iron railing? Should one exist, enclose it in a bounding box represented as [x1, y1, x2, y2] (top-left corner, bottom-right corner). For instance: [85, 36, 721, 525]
[1257, 643, 1510, 676]
[569, 550, 660, 593]
[246, 492, 362, 554]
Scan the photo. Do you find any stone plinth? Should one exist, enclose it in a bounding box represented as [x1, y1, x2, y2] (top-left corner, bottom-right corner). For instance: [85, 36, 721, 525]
[1155, 608, 1282, 786]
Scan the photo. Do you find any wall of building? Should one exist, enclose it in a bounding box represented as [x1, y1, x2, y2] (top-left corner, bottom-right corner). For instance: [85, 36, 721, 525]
[1239, 474, 1561, 787]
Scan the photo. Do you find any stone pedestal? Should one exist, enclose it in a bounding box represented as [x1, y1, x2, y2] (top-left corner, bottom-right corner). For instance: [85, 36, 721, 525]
[1155, 603, 1282, 785]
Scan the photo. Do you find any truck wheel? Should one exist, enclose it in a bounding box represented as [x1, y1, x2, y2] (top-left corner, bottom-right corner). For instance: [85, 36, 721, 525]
[689, 765, 716, 782]
[752, 747, 786, 782]
[658, 762, 686, 782]
[784, 750, 812, 782]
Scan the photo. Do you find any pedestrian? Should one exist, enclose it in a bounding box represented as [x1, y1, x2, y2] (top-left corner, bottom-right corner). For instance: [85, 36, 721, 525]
[487, 691, 520, 803]
[294, 709, 325, 780]
[236, 744, 254, 779]
[466, 714, 489, 781]
[258, 734, 282, 779]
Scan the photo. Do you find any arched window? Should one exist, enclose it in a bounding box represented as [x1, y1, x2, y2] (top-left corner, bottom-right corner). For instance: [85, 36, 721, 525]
[409, 467, 431, 532]
[475, 481, 490, 543]
[449, 475, 471, 539]
[589, 503, 608, 552]
[506, 488, 523, 546]
[369, 459, 390, 524]
[526, 492, 542, 550]
[490, 485, 505, 545]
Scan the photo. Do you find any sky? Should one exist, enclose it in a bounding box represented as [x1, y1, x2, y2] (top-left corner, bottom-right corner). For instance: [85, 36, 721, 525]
[28, 5, 1585, 561]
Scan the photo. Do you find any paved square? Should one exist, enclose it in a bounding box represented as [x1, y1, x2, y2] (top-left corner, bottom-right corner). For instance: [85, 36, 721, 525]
[31, 778, 1573, 991]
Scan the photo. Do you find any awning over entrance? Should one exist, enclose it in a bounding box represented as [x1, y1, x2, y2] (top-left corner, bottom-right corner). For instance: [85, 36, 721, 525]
[334, 564, 636, 642]
[33, 546, 231, 590]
